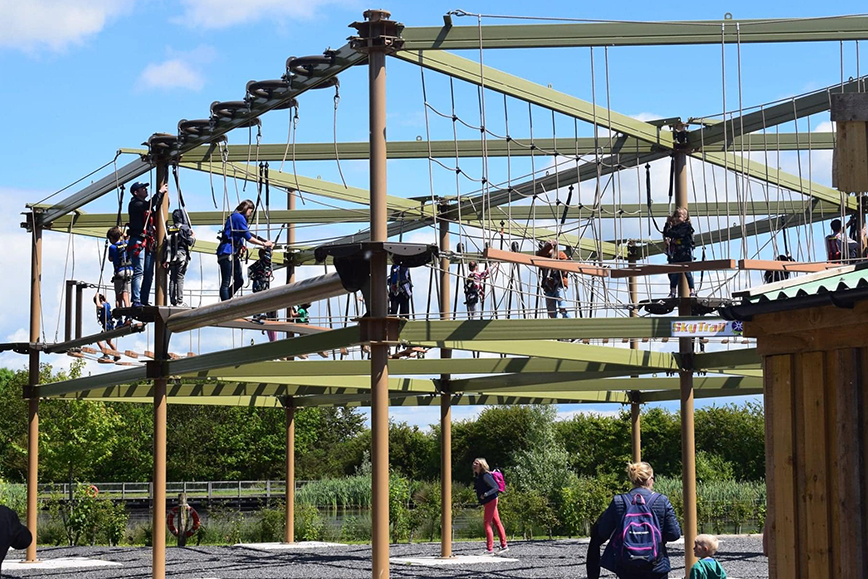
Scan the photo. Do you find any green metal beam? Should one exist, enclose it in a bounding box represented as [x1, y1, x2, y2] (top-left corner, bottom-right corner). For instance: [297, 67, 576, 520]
[464, 374, 764, 394]
[639, 387, 763, 403]
[407, 339, 680, 371]
[698, 151, 856, 211]
[123, 133, 832, 162]
[65, 225, 287, 267]
[693, 348, 762, 370]
[36, 366, 148, 398]
[688, 75, 863, 149]
[181, 357, 644, 379]
[166, 326, 360, 376]
[401, 17, 868, 50]
[394, 50, 673, 148]
[450, 370, 653, 392]
[180, 160, 427, 214]
[399, 317, 723, 341]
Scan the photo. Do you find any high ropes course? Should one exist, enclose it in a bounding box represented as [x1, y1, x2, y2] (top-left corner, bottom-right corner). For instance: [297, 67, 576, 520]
[8, 9, 868, 579]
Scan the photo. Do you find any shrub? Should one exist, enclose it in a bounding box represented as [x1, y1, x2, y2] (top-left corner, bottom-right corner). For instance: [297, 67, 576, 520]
[409, 479, 441, 542]
[389, 473, 411, 543]
[341, 513, 372, 542]
[257, 502, 286, 543]
[294, 503, 324, 541]
[558, 476, 613, 537]
[498, 489, 558, 540]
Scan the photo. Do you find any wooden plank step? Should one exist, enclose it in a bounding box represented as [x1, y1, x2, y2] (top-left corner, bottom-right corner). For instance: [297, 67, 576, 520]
[738, 259, 841, 273]
[483, 247, 609, 277]
[101, 347, 123, 357]
[81, 346, 99, 355]
[124, 350, 139, 359]
[609, 259, 737, 278]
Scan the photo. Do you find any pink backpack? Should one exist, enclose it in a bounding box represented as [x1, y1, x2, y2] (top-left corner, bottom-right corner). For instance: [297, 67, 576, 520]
[490, 469, 506, 493]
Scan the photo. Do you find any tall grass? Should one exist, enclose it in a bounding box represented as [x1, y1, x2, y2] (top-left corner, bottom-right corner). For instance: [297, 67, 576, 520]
[655, 477, 766, 533]
[296, 475, 372, 509]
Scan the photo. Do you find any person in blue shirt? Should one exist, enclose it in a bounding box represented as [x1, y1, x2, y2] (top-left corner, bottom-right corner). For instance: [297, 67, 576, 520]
[106, 226, 133, 312]
[217, 200, 274, 301]
[93, 293, 119, 362]
[388, 257, 412, 318]
[592, 461, 682, 579]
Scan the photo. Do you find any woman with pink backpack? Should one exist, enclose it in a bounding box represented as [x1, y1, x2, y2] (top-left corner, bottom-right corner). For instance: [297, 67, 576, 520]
[472, 458, 509, 556]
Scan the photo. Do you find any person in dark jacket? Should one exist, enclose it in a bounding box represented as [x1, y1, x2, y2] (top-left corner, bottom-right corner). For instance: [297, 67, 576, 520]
[592, 461, 682, 579]
[663, 207, 696, 298]
[473, 458, 508, 556]
[127, 181, 167, 308]
[0, 505, 32, 573]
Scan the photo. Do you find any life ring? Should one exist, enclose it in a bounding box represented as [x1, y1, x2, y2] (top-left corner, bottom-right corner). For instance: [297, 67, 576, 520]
[86, 485, 99, 498]
[167, 505, 200, 538]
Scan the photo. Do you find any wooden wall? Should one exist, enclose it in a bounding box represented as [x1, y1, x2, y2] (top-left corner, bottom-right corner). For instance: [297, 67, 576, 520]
[749, 303, 868, 579]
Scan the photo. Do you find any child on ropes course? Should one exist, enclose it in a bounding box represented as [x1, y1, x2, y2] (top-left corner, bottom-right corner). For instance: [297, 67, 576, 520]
[107, 226, 132, 320]
[162, 208, 196, 307]
[388, 257, 412, 319]
[93, 293, 120, 362]
[536, 241, 572, 318]
[248, 248, 276, 342]
[663, 207, 696, 298]
[464, 261, 490, 320]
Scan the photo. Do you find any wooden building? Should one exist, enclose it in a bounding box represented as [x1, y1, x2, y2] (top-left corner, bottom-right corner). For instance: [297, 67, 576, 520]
[723, 264, 868, 579]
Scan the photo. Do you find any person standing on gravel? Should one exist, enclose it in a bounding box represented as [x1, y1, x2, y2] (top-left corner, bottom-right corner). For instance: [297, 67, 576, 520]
[592, 461, 681, 579]
[473, 458, 508, 556]
[0, 504, 32, 573]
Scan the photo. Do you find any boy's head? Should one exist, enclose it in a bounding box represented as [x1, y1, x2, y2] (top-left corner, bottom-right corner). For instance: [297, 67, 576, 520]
[468, 261, 478, 272]
[832, 219, 843, 233]
[258, 248, 271, 261]
[107, 226, 122, 243]
[93, 293, 107, 305]
[171, 208, 187, 226]
[693, 534, 719, 558]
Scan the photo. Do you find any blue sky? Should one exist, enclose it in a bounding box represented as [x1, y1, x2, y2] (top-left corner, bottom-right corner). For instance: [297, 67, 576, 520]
[1, 0, 863, 429]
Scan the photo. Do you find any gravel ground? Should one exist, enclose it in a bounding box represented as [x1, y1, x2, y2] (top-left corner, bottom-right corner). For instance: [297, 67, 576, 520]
[4, 536, 767, 578]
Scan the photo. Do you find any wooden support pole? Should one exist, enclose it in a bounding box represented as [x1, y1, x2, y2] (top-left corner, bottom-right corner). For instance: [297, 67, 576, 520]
[285, 398, 295, 543]
[152, 161, 169, 579]
[675, 143, 698, 572]
[356, 10, 398, 578]
[439, 213, 452, 558]
[26, 213, 42, 563]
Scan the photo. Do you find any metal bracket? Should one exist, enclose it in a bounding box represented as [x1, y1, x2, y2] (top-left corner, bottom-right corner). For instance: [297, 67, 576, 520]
[349, 10, 405, 54]
[359, 316, 404, 345]
[146, 360, 168, 380]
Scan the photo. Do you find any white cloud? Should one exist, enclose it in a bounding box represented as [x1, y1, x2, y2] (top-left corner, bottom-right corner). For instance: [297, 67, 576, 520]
[0, 0, 132, 53]
[138, 45, 216, 92]
[173, 0, 349, 30]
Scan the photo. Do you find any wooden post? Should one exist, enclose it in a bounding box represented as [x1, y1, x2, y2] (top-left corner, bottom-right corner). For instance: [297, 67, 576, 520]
[674, 137, 698, 572]
[285, 398, 295, 543]
[74, 282, 83, 339]
[177, 493, 188, 548]
[439, 213, 452, 558]
[152, 161, 170, 579]
[25, 212, 42, 563]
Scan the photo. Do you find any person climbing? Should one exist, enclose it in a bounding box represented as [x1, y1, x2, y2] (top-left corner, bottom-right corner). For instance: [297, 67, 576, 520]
[826, 218, 859, 263]
[388, 257, 412, 318]
[127, 181, 167, 308]
[106, 226, 132, 318]
[217, 200, 274, 301]
[591, 461, 681, 579]
[536, 241, 572, 318]
[473, 458, 508, 556]
[464, 261, 489, 320]
[162, 208, 195, 307]
[663, 207, 696, 298]
[762, 254, 794, 285]
[291, 303, 311, 325]
[248, 248, 277, 341]
[93, 293, 120, 362]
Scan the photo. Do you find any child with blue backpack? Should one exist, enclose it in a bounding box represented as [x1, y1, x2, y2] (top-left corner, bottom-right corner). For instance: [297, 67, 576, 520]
[107, 226, 133, 315]
[592, 461, 681, 579]
[472, 458, 509, 556]
[93, 293, 119, 363]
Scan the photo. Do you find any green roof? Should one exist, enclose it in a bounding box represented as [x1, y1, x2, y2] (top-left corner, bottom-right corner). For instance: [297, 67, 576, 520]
[735, 264, 868, 304]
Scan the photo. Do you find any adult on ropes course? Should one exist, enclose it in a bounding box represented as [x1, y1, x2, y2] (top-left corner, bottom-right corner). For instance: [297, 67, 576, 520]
[217, 199, 274, 301]
[128, 181, 168, 309]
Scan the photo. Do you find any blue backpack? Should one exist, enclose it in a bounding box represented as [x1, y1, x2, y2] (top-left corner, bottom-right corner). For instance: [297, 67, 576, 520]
[614, 492, 663, 573]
